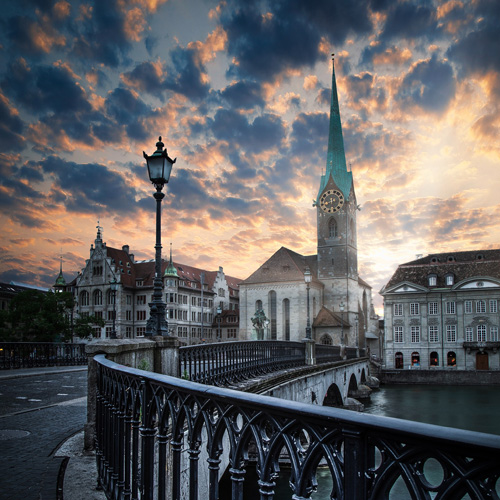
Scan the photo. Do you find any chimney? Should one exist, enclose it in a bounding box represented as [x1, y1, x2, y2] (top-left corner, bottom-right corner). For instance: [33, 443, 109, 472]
[122, 245, 129, 254]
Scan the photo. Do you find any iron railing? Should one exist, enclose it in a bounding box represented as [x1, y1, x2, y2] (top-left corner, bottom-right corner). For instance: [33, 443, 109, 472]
[315, 344, 341, 363]
[95, 354, 500, 500]
[0, 342, 87, 369]
[179, 340, 305, 385]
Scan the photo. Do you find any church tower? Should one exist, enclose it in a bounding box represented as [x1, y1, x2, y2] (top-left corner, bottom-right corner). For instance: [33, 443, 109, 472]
[315, 56, 358, 317]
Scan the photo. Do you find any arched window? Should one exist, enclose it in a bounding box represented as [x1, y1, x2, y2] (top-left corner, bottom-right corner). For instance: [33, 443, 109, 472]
[107, 289, 115, 305]
[80, 291, 89, 306]
[395, 352, 404, 369]
[93, 289, 102, 306]
[282, 298, 290, 341]
[447, 351, 456, 367]
[411, 352, 420, 367]
[268, 291, 277, 340]
[328, 218, 337, 238]
[430, 351, 439, 366]
[320, 334, 332, 345]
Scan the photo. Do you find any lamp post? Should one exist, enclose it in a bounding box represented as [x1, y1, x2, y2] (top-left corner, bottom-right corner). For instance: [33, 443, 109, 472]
[304, 267, 312, 339]
[264, 319, 269, 340]
[217, 305, 222, 341]
[110, 277, 119, 339]
[144, 136, 176, 337]
[339, 300, 345, 345]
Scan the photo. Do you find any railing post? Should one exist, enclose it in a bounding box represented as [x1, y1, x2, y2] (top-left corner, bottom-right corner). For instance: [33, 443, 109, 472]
[303, 338, 316, 366]
[342, 427, 367, 499]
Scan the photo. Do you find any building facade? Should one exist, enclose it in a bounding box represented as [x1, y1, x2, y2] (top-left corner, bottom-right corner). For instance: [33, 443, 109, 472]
[239, 59, 379, 346]
[380, 250, 500, 371]
[73, 227, 241, 343]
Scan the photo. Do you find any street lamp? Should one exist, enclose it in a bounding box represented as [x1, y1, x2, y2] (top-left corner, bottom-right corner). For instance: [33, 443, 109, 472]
[216, 305, 222, 341]
[110, 278, 119, 339]
[339, 300, 345, 345]
[144, 136, 176, 337]
[304, 267, 312, 339]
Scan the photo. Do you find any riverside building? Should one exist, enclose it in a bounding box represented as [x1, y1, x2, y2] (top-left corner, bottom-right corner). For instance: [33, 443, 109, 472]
[380, 249, 500, 371]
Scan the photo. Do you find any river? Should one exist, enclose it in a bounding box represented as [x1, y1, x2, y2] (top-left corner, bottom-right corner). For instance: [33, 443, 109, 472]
[220, 384, 500, 499]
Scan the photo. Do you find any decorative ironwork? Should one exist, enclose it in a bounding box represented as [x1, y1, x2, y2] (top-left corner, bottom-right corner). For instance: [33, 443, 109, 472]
[94, 354, 500, 500]
[315, 344, 341, 364]
[179, 340, 305, 385]
[345, 347, 359, 359]
[0, 342, 87, 370]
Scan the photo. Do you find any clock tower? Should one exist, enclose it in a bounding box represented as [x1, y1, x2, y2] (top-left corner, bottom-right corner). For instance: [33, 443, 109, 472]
[315, 56, 358, 314]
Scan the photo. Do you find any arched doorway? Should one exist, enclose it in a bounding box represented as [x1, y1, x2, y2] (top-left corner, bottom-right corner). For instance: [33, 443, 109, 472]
[395, 352, 403, 369]
[411, 352, 420, 367]
[429, 351, 439, 367]
[476, 351, 489, 370]
[447, 351, 456, 367]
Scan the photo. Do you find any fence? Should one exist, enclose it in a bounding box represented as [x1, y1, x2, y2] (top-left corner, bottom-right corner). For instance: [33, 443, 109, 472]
[0, 342, 87, 369]
[94, 353, 500, 500]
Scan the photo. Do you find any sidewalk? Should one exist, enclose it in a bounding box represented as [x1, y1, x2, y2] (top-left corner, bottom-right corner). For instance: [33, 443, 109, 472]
[0, 364, 88, 380]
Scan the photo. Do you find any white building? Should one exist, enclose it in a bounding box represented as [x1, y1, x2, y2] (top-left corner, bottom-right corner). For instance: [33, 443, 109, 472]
[380, 249, 500, 370]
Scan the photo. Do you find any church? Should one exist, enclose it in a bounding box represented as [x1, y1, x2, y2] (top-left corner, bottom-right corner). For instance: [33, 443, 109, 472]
[238, 59, 378, 348]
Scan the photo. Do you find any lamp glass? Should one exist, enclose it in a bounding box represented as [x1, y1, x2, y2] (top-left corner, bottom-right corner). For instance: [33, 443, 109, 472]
[147, 153, 172, 184]
[304, 268, 312, 283]
[110, 278, 119, 291]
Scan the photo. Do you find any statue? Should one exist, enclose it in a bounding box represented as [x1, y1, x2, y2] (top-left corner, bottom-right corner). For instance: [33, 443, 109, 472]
[251, 308, 268, 340]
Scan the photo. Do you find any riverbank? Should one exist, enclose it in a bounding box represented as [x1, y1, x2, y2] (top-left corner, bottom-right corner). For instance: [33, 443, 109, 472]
[380, 369, 500, 385]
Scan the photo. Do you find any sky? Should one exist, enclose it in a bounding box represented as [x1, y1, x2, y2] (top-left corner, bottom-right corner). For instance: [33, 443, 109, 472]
[0, 0, 499, 314]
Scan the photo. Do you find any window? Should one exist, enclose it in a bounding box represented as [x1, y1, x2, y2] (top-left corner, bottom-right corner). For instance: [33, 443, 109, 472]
[477, 324, 487, 342]
[428, 302, 438, 315]
[464, 301, 472, 314]
[320, 334, 333, 345]
[490, 327, 499, 342]
[411, 326, 420, 343]
[218, 288, 225, 297]
[126, 295, 132, 305]
[447, 351, 456, 366]
[95, 311, 103, 319]
[136, 280, 143, 287]
[430, 352, 439, 366]
[429, 326, 439, 343]
[137, 310, 146, 321]
[445, 274, 454, 286]
[445, 301, 456, 314]
[137, 295, 146, 305]
[191, 297, 196, 306]
[394, 326, 403, 343]
[105, 327, 113, 338]
[393, 303, 403, 316]
[410, 303, 420, 315]
[328, 218, 338, 238]
[269, 290, 277, 340]
[93, 290, 103, 306]
[80, 291, 89, 306]
[446, 325, 457, 342]
[107, 311, 115, 320]
[395, 352, 404, 369]
[476, 300, 486, 313]
[428, 275, 437, 286]
[126, 310, 132, 321]
[136, 327, 146, 337]
[465, 327, 473, 342]
[125, 327, 132, 338]
[490, 300, 498, 313]
[227, 328, 237, 339]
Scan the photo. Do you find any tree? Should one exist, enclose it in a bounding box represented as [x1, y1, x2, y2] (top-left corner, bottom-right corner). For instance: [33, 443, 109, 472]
[73, 314, 105, 339]
[1, 290, 75, 342]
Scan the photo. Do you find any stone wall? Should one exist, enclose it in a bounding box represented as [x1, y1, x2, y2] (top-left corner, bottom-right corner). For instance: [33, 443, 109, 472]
[380, 369, 500, 385]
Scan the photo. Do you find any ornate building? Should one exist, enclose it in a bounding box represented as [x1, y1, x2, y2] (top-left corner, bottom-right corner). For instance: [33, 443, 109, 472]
[381, 249, 500, 371]
[239, 59, 378, 346]
[73, 226, 241, 342]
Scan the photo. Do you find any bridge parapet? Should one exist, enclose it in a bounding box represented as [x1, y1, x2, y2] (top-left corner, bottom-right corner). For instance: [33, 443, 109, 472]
[94, 354, 500, 499]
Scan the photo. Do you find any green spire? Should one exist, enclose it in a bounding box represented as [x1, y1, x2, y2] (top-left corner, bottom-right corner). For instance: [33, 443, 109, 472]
[55, 255, 66, 287]
[164, 243, 178, 278]
[316, 55, 353, 202]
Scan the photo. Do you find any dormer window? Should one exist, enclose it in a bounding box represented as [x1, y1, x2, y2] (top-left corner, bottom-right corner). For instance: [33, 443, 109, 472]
[447, 256, 455, 262]
[428, 274, 437, 287]
[445, 274, 454, 286]
[136, 280, 143, 287]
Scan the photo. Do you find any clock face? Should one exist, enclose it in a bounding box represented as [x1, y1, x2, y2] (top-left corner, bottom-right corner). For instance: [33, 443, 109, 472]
[319, 189, 344, 213]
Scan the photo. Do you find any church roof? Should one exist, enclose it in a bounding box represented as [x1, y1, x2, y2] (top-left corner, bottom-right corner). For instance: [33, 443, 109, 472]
[241, 247, 318, 285]
[382, 248, 500, 292]
[312, 306, 349, 328]
[316, 56, 353, 202]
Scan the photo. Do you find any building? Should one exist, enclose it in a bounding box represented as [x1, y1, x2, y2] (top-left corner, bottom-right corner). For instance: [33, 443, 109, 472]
[239, 59, 379, 346]
[380, 249, 500, 371]
[73, 226, 241, 342]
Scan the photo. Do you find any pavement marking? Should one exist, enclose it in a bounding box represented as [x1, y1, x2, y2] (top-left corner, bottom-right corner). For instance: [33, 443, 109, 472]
[16, 396, 28, 399]
[28, 399, 42, 402]
[57, 393, 69, 396]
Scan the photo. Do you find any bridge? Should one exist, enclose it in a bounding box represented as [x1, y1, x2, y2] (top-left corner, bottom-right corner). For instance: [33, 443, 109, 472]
[86, 338, 500, 500]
